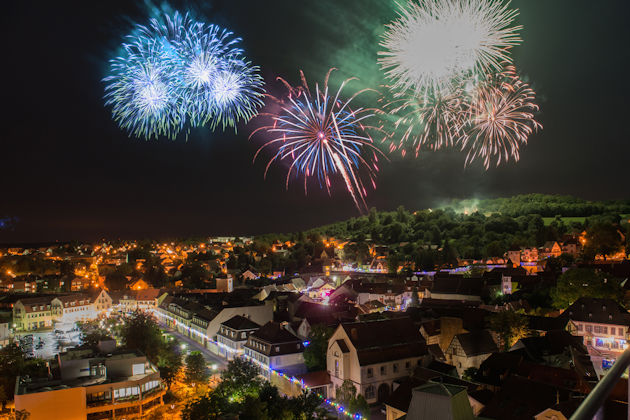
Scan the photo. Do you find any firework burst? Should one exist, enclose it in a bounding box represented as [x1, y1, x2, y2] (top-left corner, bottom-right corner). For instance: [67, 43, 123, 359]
[104, 11, 264, 139]
[384, 88, 466, 157]
[379, 0, 522, 96]
[252, 70, 382, 212]
[459, 66, 541, 169]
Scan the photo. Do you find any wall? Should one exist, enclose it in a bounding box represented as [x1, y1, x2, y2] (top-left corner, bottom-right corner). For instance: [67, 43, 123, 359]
[15, 387, 86, 420]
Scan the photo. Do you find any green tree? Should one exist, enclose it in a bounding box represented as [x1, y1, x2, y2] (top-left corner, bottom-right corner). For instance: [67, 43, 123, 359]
[303, 324, 333, 372]
[120, 311, 164, 362]
[551, 268, 623, 309]
[217, 358, 264, 402]
[185, 351, 209, 385]
[487, 310, 529, 351]
[584, 223, 624, 259]
[157, 339, 182, 388]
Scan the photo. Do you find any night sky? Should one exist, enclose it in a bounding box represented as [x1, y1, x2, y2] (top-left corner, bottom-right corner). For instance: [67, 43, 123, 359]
[2, 0, 629, 242]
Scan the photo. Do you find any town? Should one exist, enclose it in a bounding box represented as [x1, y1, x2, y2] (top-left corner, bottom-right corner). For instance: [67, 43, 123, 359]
[0, 195, 628, 419]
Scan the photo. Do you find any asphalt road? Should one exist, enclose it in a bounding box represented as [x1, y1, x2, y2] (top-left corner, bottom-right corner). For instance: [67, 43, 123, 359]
[159, 324, 228, 371]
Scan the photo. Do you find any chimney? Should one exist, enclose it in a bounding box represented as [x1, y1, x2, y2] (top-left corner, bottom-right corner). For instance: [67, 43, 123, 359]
[351, 328, 358, 341]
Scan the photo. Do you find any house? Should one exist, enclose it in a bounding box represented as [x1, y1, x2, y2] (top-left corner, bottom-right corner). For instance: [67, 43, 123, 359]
[242, 269, 260, 281]
[445, 330, 498, 376]
[14, 349, 165, 420]
[384, 367, 483, 419]
[327, 317, 429, 404]
[243, 321, 306, 378]
[12, 297, 55, 331]
[562, 297, 630, 356]
[71, 277, 92, 291]
[217, 315, 260, 360]
[51, 294, 96, 325]
[113, 288, 162, 313]
[541, 241, 563, 258]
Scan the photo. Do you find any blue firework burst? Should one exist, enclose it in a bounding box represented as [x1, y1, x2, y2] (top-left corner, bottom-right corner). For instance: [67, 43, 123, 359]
[104, 11, 265, 139]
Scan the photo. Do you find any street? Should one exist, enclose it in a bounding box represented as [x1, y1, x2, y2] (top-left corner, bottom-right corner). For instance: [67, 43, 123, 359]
[159, 323, 228, 371]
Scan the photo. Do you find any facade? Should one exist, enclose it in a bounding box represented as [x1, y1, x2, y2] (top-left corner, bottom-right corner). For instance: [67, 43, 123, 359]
[13, 297, 55, 331]
[564, 297, 630, 357]
[15, 350, 165, 420]
[51, 294, 96, 325]
[327, 317, 429, 404]
[243, 321, 306, 378]
[216, 315, 260, 360]
[445, 330, 498, 376]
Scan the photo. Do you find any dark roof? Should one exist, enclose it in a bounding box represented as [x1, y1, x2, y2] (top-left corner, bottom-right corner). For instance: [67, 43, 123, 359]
[295, 370, 331, 388]
[341, 317, 428, 366]
[481, 376, 572, 420]
[431, 276, 483, 296]
[526, 315, 569, 332]
[475, 350, 525, 386]
[250, 321, 301, 345]
[513, 330, 586, 363]
[452, 330, 498, 356]
[221, 315, 260, 331]
[427, 344, 445, 361]
[562, 297, 630, 325]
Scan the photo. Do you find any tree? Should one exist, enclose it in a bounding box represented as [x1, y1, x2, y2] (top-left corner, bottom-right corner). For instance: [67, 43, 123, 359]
[157, 339, 182, 388]
[584, 223, 624, 259]
[0, 344, 46, 408]
[336, 380, 369, 419]
[120, 311, 164, 362]
[181, 392, 223, 420]
[551, 268, 623, 309]
[185, 351, 209, 385]
[303, 324, 333, 372]
[487, 310, 529, 351]
[408, 286, 420, 308]
[105, 271, 128, 291]
[217, 358, 264, 402]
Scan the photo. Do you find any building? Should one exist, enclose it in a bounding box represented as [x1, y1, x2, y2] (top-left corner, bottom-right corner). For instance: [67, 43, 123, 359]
[243, 321, 306, 378]
[404, 383, 476, 420]
[14, 349, 165, 420]
[445, 330, 498, 376]
[327, 317, 429, 404]
[51, 294, 96, 325]
[216, 315, 260, 360]
[13, 297, 55, 331]
[563, 297, 630, 361]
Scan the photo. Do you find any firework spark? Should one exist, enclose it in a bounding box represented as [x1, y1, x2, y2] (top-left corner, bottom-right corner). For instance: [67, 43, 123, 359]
[252, 70, 382, 212]
[384, 88, 466, 156]
[104, 11, 264, 139]
[379, 0, 522, 96]
[459, 66, 541, 168]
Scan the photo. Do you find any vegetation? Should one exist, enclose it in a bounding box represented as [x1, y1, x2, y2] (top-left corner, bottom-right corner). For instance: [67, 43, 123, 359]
[0, 344, 47, 407]
[184, 351, 209, 385]
[335, 380, 370, 420]
[182, 359, 326, 420]
[487, 310, 530, 351]
[303, 324, 334, 372]
[551, 268, 623, 309]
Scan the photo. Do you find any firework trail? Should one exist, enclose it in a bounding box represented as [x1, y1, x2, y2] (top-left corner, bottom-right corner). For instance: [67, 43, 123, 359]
[252, 69, 383, 212]
[459, 66, 541, 169]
